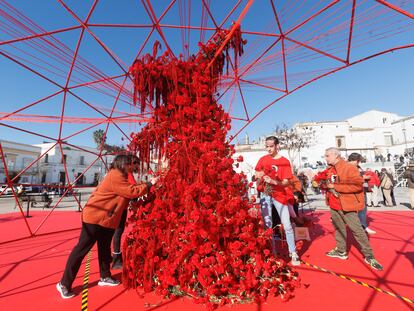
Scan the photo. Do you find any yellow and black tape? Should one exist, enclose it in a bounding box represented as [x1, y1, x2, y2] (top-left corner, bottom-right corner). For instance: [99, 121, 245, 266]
[302, 260, 414, 305]
[81, 250, 92, 311]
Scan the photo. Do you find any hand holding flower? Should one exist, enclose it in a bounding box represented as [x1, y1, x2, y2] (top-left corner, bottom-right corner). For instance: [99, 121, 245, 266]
[326, 182, 340, 198]
[263, 175, 278, 185]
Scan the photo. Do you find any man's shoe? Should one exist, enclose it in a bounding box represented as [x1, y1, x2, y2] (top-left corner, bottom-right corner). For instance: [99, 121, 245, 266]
[365, 256, 383, 271]
[290, 252, 301, 266]
[98, 277, 120, 286]
[326, 248, 348, 260]
[56, 282, 75, 299]
[365, 227, 376, 235]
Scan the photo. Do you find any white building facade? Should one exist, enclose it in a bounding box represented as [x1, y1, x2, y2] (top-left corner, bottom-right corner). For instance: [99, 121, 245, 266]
[0, 140, 41, 184]
[295, 110, 414, 167]
[234, 110, 414, 176]
[34, 143, 114, 186]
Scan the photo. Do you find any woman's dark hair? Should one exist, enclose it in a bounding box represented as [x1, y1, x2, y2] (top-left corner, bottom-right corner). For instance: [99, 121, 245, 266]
[348, 152, 362, 162]
[110, 154, 134, 177]
[266, 136, 279, 145]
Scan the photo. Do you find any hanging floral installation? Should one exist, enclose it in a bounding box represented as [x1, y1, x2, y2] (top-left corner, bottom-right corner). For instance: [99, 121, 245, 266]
[124, 26, 300, 308]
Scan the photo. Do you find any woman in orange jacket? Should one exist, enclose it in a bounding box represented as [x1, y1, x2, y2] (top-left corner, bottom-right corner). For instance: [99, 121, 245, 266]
[57, 154, 158, 299]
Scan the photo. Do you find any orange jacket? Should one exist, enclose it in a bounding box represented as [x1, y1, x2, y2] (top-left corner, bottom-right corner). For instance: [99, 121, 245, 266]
[82, 169, 150, 229]
[326, 158, 364, 211]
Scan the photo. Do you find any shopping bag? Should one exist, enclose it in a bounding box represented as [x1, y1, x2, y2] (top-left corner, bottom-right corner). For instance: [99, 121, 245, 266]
[294, 226, 311, 241]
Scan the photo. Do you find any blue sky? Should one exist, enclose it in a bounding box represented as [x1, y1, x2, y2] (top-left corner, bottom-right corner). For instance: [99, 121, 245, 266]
[1, 0, 413, 148]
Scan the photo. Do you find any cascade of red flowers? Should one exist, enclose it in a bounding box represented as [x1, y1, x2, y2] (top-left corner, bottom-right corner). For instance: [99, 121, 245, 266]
[124, 26, 299, 307]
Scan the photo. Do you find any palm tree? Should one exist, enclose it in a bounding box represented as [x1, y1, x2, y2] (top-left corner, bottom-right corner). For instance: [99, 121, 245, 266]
[93, 129, 106, 150]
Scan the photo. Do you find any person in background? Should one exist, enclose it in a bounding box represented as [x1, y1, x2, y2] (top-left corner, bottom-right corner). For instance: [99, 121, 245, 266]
[403, 161, 414, 210]
[17, 184, 25, 197]
[56, 155, 158, 299]
[347, 153, 376, 235]
[324, 148, 383, 271]
[365, 168, 380, 207]
[297, 172, 309, 193]
[287, 174, 305, 221]
[380, 168, 394, 206]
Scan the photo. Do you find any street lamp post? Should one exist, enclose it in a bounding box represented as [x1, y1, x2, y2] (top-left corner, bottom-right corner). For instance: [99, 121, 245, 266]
[402, 122, 408, 152]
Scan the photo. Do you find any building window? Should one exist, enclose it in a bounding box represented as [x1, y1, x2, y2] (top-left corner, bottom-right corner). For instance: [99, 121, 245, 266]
[384, 134, 393, 146]
[45, 154, 49, 163]
[335, 136, 346, 148]
[41, 172, 47, 183]
[79, 156, 85, 165]
[61, 155, 67, 164]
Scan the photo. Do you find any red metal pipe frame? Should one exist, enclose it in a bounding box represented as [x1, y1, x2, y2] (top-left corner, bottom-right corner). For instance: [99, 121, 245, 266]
[284, 0, 340, 36]
[156, 24, 283, 38]
[375, 0, 414, 19]
[201, 0, 219, 29]
[346, 0, 357, 64]
[57, 0, 129, 75]
[9, 143, 57, 184]
[142, 0, 176, 59]
[33, 155, 103, 235]
[0, 143, 33, 236]
[67, 90, 112, 119]
[206, 0, 255, 70]
[62, 121, 106, 141]
[238, 78, 286, 93]
[87, 23, 152, 28]
[0, 114, 143, 124]
[130, 26, 156, 65]
[216, 38, 283, 104]
[0, 122, 58, 141]
[270, 0, 284, 35]
[217, 0, 243, 29]
[0, 90, 63, 121]
[230, 43, 414, 141]
[284, 36, 346, 64]
[68, 73, 127, 90]
[281, 37, 288, 92]
[225, 57, 250, 121]
[0, 51, 64, 89]
[57, 25, 87, 141]
[0, 25, 82, 46]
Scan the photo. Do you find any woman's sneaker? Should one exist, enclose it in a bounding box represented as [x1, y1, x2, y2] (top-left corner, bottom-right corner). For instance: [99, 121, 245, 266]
[365, 227, 376, 235]
[98, 277, 120, 286]
[290, 252, 301, 266]
[326, 248, 348, 260]
[56, 282, 75, 299]
[365, 256, 383, 271]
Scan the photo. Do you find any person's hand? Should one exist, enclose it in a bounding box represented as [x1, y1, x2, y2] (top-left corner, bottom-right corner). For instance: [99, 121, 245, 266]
[326, 183, 335, 189]
[150, 177, 159, 185]
[255, 171, 264, 178]
[263, 175, 277, 185]
[281, 179, 289, 186]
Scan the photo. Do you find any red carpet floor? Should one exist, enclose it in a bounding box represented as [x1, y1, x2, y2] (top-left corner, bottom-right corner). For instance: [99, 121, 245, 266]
[1, 210, 413, 311]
